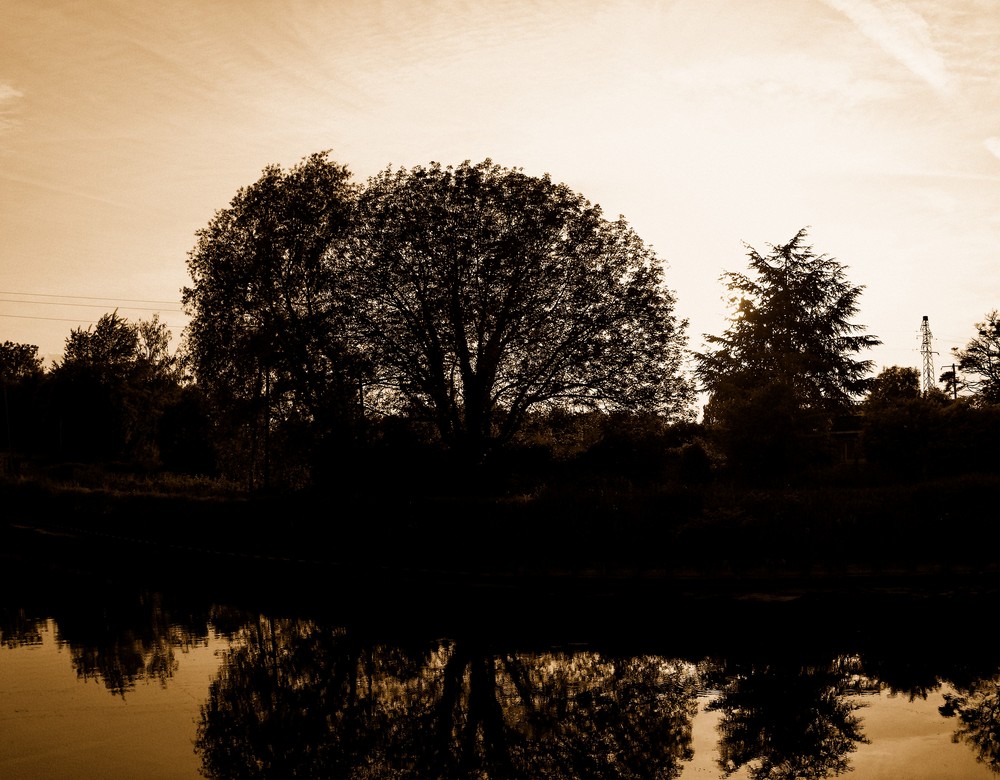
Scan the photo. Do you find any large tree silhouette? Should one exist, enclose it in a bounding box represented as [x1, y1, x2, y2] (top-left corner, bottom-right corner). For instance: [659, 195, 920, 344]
[183, 155, 691, 480]
[346, 159, 692, 461]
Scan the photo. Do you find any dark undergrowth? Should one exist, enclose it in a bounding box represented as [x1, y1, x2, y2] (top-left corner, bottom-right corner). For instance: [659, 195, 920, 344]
[4, 452, 999, 593]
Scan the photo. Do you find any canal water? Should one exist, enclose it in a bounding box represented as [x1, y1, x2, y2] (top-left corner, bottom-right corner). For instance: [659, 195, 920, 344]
[3, 528, 999, 779]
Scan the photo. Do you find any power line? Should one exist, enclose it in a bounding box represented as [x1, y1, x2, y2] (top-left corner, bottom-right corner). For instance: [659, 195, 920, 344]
[0, 289, 186, 331]
[0, 290, 182, 306]
[0, 312, 186, 329]
[0, 298, 182, 312]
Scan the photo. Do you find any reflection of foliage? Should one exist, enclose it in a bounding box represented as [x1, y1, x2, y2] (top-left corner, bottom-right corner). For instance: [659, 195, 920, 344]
[197, 618, 370, 779]
[0, 608, 45, 648]
[704, 655, 871, 780]
[55, 591, 209, 697]
[857, 654, 939, 703]
[940, 676, 1000, 772]
[67, 629, 184, 697]
[196, 618, 700, 779]
[397, 647, 699, 779]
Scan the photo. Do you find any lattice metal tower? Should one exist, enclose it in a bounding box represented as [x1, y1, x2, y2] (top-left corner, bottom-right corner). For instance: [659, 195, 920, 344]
[919, 315, 937, 395]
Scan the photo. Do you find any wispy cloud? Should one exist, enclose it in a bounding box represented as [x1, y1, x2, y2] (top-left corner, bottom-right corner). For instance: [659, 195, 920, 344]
[822, 0, 951, 94]
[0, 83, 24, 131]
[662, 52, 894, 105]
[985, 137, 1000, 162]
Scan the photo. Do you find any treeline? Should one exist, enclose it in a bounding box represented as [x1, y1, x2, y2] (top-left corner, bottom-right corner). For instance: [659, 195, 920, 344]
[0, 313, 214, 477]
[2, 154, 999, 495]
[0, 320, 704, 493]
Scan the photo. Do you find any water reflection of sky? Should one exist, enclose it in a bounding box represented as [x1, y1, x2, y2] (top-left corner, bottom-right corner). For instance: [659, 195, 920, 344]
[2, 616, 998, 780]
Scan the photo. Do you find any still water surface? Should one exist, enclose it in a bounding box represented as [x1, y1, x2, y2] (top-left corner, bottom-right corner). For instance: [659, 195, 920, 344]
[2, 544, 999, 779]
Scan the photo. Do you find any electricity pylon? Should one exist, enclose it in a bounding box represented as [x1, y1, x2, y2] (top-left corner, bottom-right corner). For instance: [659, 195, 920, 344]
[919, 315, 937, 395]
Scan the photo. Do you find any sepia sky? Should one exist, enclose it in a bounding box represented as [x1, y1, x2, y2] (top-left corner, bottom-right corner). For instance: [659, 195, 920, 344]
[2, 0, 999, 391]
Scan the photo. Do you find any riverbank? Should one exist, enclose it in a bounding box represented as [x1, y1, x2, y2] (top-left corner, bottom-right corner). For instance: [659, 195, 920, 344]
[4, 467, 999, 601]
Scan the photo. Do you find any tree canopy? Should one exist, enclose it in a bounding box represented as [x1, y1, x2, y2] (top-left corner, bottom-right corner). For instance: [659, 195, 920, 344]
[0, 341, 44, 383]
[694, 228, 879, 479]
[182, 152, 366, 484]
[347, 159, 692, 459]
[182, 152, 363, 419]
[951, 310, 1000, 404]
[863, 365, 920, 410]
[47, 311, 179, 463]
[695, 228, 879, 415]
[59, 310, 176, 383]
[182, 154, 692, 479]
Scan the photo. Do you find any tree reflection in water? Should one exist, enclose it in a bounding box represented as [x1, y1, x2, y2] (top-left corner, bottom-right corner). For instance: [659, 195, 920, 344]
[0, 607, 45, 648]
[701, 654, 874, 780]
[58, 591, 211, 697]
[2, 589, 212, 698]
[10, 575, 1000, 777]
[195, 616, 701, 779]
[941, 674, 1000, 772]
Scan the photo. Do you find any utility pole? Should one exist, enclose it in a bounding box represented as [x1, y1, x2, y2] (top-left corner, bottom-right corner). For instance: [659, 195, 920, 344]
[919, 315, 937, 396]
[941, 363, 959, 400]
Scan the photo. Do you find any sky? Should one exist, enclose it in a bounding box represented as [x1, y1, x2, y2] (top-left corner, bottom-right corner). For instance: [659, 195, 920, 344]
[2, 0, 999, 399]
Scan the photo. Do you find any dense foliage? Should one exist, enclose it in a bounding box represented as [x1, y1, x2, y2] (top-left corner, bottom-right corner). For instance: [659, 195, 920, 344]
[0, 340, 43, 381]
[695, 228, 880, 480]
[44, 312, 180, 464]
[950, 310, 1000, 404]
[0, 341, 45, 456]
[861, 366, 1000, 479]
[180, 154, 692, 481]
[182, 153, 365, 487]
[346, 159, 692, 459]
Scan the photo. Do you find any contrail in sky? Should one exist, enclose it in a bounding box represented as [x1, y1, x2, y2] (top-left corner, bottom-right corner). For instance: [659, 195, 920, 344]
[821, 0, 950, 94]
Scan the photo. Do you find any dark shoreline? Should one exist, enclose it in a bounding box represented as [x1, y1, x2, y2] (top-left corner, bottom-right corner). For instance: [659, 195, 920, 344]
[7, 472, 1000, 659]
[6, 471, 1000, 604]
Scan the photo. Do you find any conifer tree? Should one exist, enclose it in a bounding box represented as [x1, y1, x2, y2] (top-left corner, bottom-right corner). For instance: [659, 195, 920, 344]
[695, 228, 880, 478]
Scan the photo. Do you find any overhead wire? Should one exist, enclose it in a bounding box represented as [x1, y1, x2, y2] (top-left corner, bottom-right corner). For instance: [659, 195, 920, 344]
[0, 298, 182, 313]
[0, 290, 187, 330]
[0, 290, 182, 305]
